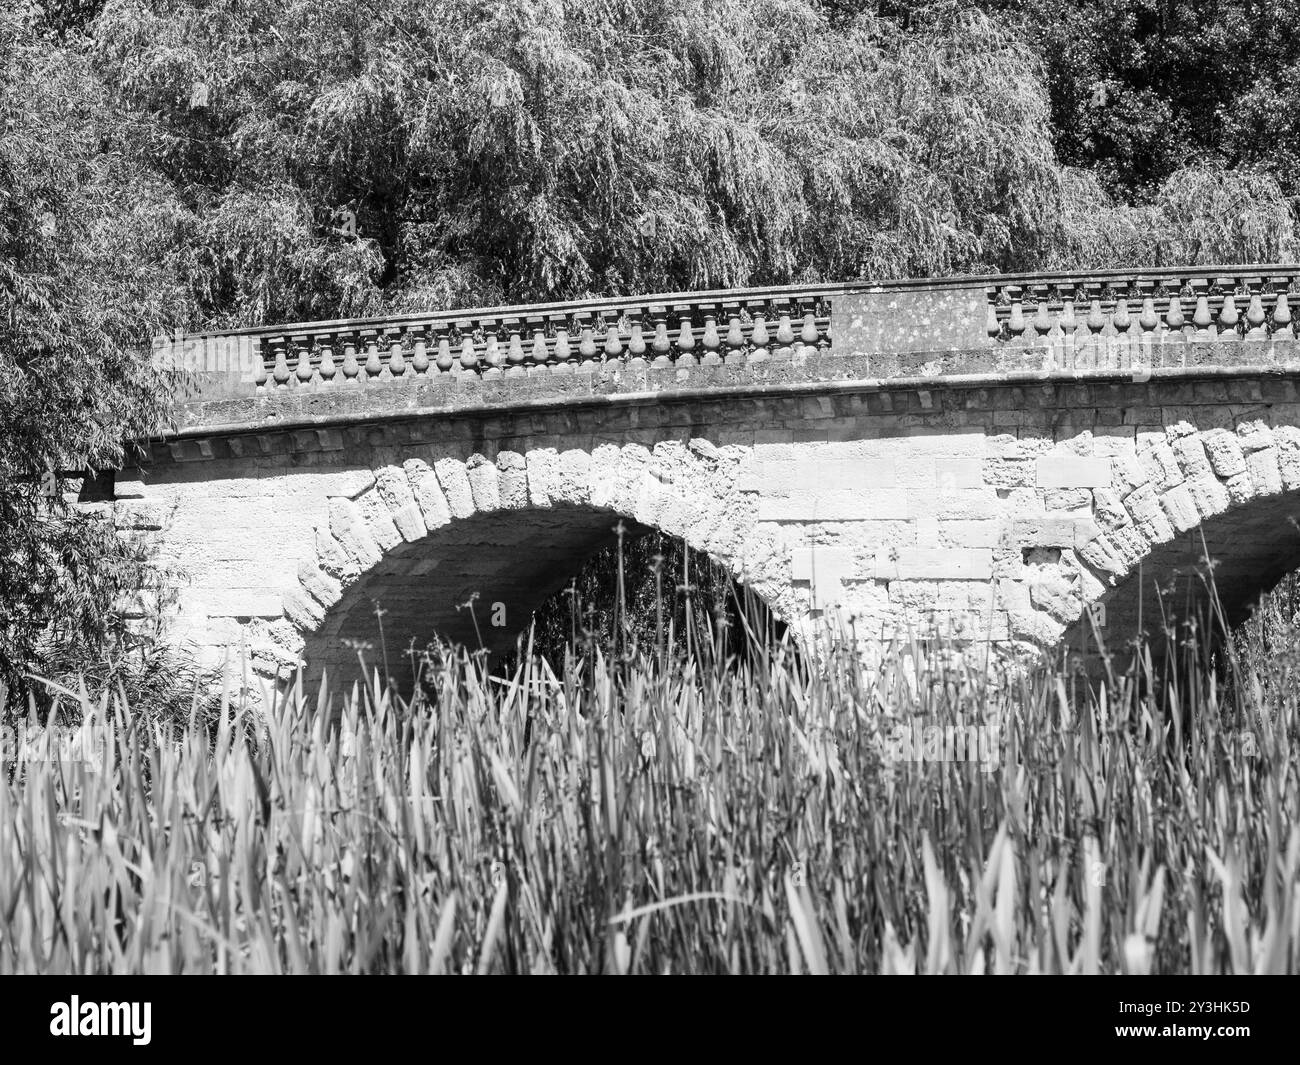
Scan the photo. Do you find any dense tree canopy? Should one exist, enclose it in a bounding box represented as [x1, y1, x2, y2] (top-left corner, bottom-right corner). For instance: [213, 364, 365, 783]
[80, 0, 1300, 334]
[0, 5, 183, 699]
[85, 0, 1076, 325]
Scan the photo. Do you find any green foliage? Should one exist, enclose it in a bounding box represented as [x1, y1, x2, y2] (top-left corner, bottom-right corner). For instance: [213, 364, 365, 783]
[0, 6, 184, 701]
[84, 0, 1300, 326]
[982, 0, 1300, 203]
[1053, 164, 1299, 269]
[90, 0, 1070, 327]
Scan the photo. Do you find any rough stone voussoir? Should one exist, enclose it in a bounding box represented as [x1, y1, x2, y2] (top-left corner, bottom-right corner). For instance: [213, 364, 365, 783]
[1159, 483, 1199, 533]
[1237, 418, 1274, 453]
[1200, 428, 1247, 478]
[328, 497, 382, 570]
[375, 466, 427, 541]
[405, 458, 453, 528]
[1077, 534, 1128, 581]
[1271, 424, 1300, 491]
[1186, 471, 1231, 519]
[1224, 471, 1255, 506]
[1170, 435, 1211, 479]
[298, 561, 343, 609]
[358, 489, 402, 551]
[283, 586, 326, 632]
[465, 453, 501, 512]
[1245, 447, 1283, 497]
[1138, 442, 1184, 491]
[434, 457, 477, 519]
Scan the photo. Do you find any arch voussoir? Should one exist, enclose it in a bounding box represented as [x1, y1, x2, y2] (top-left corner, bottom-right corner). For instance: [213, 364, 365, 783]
[1068, 414, 1300, 658]
[403, 458, 453, 528]
[261, 433, 787, 692]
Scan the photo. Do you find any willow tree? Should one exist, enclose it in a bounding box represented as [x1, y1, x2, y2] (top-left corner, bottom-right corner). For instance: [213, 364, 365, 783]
[0, 6, 184, 706]
[92, 0, 1068, 326]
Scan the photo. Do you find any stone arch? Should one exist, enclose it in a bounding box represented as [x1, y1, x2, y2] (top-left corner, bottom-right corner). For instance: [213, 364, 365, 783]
[279, 435, 794, 691]
[1051, 417, 1300, 659]
[127, 376, 1300, 695]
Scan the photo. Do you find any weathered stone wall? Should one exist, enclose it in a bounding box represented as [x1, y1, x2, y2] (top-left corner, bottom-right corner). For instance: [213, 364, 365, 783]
[107, 369, 1300, 696]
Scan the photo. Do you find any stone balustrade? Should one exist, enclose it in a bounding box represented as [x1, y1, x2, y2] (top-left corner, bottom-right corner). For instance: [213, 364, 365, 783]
[161, 265, 1300, 427]
[172, 291, 833, 390]
[985, 268, 1300, 348]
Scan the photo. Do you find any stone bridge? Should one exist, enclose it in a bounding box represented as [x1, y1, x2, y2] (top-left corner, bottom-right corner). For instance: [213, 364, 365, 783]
[104, 265, 1300, 693]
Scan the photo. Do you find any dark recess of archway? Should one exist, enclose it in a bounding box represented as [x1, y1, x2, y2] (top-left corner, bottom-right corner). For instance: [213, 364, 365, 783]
[511, 529, 791, 674]
[1063, 491, 1300, 674]
[302, 507, 789, 698]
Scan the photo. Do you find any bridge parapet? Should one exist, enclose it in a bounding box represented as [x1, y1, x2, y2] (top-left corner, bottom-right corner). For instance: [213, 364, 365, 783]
[985, 266, 1300, 356]
[154, 263, 1300, 450]
[157, 287, 836, 396]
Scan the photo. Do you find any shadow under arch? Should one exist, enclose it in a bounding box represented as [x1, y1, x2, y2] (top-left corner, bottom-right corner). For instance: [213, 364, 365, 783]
[1063, 486, 1300, 667]
[298, 501, 788, 696]
[516, 526, 797, 672]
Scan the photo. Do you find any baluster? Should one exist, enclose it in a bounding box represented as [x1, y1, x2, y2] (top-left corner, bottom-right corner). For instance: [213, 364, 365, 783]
[435, 332, 455, 373]
[1219, 289, 1241, 339]
[798, 310, 819, 354]
[1139, 297, 1159, 333]
[340, 334, 360, 381]
[701, 313, 721, 366]
[651, 312, 672, 368]
[724, 311, 745, 367]
[505, 324, 526, 377]
[1076, 294, 1104, 368]
[460, 333, 479, 373]
[253, 339, 269, 387]
[1246, 290, 1267, 340]
[387, 329, 406, 377]
[986, 297, 1002, 341]
[1029, 288, 1053, 369]
[362, 330, 383, 378]
[1165, 294, 1186, 334]
[553, 326, 574, 374]
[529, 321, 549, 374]
[774, 310, 794, 361]
[1193, 288, 1216, 340]
[1007, 293, 1026, 341]
[483, 330, 504, 378]
[1274, 290, 1294, 338]
[293, 334, 313, 383]
[271, 338, 291, 386]
[1111, 297, 1131, 370]
[1058, 294, 1077, 370]
[410, 329, 430, 374]
[1086, 296, 1106, 334]
[1137, 294, 1159, 371]
[675, 313, 697, 365]
[578, 319, 599, 370]
[604, 318, 624, 360]
[626, 317, 647, 371]
[749, 310, 770, 364]
[317, 333, 336, 381]
[1032, 294, 1053, 338]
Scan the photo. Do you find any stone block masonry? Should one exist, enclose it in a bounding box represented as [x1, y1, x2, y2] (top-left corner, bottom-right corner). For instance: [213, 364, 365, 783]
[118, 267, 1300, 696]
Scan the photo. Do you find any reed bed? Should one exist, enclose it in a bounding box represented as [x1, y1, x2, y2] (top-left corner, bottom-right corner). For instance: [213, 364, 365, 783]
[0, 602, 1297, 974]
